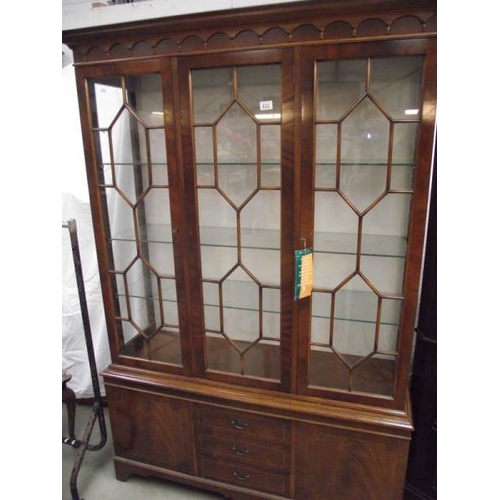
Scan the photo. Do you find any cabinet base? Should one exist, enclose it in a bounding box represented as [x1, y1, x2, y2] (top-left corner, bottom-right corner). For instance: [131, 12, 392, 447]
[113, 457, 291, 500]
[104, 366, 413, 500]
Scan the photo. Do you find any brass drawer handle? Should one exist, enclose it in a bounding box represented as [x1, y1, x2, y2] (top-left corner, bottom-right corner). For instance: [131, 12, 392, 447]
[232, 444, 249, 456]
[233, 470, 250, 481]
[229, 417, 249, 430]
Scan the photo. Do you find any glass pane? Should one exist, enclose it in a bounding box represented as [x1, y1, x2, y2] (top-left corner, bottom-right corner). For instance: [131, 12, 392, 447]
[317, 59, 366, 121]
[261, 124, 281, 187]
[125, 74, 164, 126]
[192, 64, 282, 383]
[340, 98, 389, 212]
[237, 64, 281, 119]
[351, 355, 396, 396]
[309, 55, 422, 398]
[263, 288, 280, 339]
[391, 123, 418, 190]
[217, 104, 257, 206]
[150, 129, 168, 185]
[315, 124, 337, 188]
[370, 56, 424, 120]
[93, 77, 122, 128]
[203, 282, 220, 332]
[195, 127, 214, 185]
[314, 192, 358, 255]
[192, 67, 233, 123]
[89, 74, 182, 366]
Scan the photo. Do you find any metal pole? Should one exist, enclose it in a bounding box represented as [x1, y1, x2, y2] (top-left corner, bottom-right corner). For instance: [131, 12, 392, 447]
[63, 219, 108, 500]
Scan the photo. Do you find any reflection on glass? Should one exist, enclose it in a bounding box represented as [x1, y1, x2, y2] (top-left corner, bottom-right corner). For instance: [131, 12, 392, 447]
[237, 64, 281, 117]
[193, 64, 282, 381]
[310, 55, 424, 397]
[89, 74, 181, 366]
[261, 124, 281, 187]
[315, 124, 337, 188]
[192, 68, 233, 123]
[317, 59, 366, 121]
[370, 56, 424, 119]
[391, 123, 418, 190]
[340, 98, 389, 212]
[195, 127, 214, 185]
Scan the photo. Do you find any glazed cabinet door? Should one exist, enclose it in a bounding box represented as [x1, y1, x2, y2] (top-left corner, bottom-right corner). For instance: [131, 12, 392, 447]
[76, 60, 192, 374]
[177, 49, 295, 390]
[297, 39, 436, 407]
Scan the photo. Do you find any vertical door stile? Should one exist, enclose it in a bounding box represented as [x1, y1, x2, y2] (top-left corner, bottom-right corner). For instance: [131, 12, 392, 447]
[280, 48, 296, 393]
[177, 57, 207, 378]
[296, 47, 316, 394]
[163, 56, 194, 377]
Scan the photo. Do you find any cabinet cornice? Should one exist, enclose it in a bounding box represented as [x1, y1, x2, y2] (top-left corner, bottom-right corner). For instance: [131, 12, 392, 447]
[62, 0, 436, 64]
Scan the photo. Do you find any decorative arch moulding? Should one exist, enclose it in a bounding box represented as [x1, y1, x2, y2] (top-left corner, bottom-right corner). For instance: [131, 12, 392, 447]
[63, 1, 437, 64]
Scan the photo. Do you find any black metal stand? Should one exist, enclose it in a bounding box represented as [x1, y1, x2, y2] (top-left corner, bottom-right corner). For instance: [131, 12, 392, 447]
[63, 219, 107, 500]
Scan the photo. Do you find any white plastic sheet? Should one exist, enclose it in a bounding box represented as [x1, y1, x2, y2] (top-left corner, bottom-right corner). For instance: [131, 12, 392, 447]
[62, 64, 110, 398]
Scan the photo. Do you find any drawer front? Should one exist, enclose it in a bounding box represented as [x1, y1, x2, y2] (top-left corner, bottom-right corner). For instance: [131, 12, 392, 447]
[199, 457, 289, 497]
[195, 405, 290, 443]
[198, 433, 290, 471]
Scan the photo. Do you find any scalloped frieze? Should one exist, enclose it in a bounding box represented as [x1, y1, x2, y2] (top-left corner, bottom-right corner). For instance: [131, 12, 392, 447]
[73, 10, 436, 64]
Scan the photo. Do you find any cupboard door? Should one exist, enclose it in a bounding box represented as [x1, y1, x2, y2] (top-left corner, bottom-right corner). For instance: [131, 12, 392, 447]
[106, 385, 194, 473]
[178, 50, 295, 390]
[297, 40, 436, 405]
[295, 423, 409, 500]
[82, 61, 190, 372]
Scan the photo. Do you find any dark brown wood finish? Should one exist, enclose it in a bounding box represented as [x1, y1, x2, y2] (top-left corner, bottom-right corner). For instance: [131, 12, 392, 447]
[296, 38, 437, 410]
[161, 56, 195, 377]
[279, 48, 296, 394]
[75, 59, 192, 377]
[63, 0, 436, 64]
[296, 422, 410, 500]
[177, 48, 295, 392]
[63, 1, 436, 498]
[106, 384, 195, 473]
[74, 59, 164, 365]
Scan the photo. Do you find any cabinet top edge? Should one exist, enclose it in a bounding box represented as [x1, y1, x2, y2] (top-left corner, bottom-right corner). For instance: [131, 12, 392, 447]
[103, 365, 414, 434]
[62, 0, 437, 47]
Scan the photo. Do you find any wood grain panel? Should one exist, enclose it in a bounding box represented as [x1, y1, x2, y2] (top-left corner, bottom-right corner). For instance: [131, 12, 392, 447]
[106, 385, 194, 474]
[296, 423, 409, 500]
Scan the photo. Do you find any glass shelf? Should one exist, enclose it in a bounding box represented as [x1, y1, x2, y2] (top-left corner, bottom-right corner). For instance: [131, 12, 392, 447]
[100, 162, 168, 166]
[195, 161, 413, 167]
[118, 284, 401, 326]
[196, 162, 281, 166]
[110, 224, 406, 258]
[314, 161, 414, 167]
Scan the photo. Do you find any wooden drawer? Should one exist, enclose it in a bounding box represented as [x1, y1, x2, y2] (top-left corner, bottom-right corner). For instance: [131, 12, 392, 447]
[195, 405, 290, 443]
[199, 457, 289, 497]
[197, 433, 290, 471]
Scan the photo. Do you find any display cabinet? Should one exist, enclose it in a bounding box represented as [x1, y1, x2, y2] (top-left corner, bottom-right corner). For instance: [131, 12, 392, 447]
[63, 1, 437, 498]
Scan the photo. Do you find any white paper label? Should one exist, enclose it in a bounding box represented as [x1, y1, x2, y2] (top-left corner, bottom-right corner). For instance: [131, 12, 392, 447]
[259, 100, 273, 111]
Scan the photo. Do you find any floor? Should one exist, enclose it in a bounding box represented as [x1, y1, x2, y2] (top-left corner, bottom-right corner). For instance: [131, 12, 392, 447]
[62, 402, 222, 500]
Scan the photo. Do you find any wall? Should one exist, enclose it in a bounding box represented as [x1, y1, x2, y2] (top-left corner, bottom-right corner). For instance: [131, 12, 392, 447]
[62, 0, 306, 31]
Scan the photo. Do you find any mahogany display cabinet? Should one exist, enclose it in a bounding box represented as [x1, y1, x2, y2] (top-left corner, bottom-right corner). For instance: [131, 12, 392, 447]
[62, 1, 437, 498]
